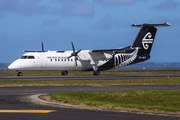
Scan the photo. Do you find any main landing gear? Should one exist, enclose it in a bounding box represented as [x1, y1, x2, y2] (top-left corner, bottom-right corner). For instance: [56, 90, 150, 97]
[61, 71, 68, 75]
[93, 70, 100, 75]
[92, 64, 100, 75]
[17, 71, 23, 76]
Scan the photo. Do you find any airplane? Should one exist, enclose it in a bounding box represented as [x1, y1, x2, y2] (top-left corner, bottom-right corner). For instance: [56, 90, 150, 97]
[8, 23, 171, 76]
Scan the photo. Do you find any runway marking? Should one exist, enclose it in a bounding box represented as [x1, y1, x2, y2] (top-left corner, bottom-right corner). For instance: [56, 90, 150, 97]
[0, 110, 56, 113]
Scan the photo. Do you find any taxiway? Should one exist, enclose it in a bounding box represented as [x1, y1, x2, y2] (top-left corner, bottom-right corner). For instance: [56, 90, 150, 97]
[0, 75, 180, 120]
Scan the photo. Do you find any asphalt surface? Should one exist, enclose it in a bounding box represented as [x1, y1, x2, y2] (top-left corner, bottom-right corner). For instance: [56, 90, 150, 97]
[0, 74, 180, 80]
[0, 75, 180, 120]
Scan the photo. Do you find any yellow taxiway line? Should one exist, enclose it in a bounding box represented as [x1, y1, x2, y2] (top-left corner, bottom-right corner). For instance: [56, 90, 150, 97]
[0, 110, 56, 113]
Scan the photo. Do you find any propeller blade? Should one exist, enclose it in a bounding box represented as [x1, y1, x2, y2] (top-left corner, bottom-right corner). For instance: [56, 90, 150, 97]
[75, 57, 79, 68]
[68, 42, 82, 68]
[67, 55, 72, 59]
[71, 42, 75, 53]
[77, 49, 82, 54]
[42, 42, 44, 52]
[75, 57, 78, 61]
[75, 59, 78, 68]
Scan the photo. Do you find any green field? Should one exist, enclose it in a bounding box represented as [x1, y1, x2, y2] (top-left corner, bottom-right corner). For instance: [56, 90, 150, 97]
[0, 78, 180, 87]
[1, 70, 180, 113]
[48, 90, 180, 112]
[1, 70, 180, 87]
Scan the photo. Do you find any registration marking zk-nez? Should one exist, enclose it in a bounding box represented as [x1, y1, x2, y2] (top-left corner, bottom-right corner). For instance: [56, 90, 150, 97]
[0, 110, 56, 113]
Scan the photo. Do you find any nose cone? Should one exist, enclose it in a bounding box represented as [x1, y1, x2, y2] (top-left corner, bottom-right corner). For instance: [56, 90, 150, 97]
[8, 63, 17, 70]
[8, 60, 21, 70]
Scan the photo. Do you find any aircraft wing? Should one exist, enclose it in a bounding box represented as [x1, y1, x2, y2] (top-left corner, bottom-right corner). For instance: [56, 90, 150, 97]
[23, 50, 47, 52]
[89, 46, 133, 54]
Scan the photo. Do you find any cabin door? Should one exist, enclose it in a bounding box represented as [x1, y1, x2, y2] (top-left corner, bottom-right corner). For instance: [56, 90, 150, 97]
[40, 54, 47, 68]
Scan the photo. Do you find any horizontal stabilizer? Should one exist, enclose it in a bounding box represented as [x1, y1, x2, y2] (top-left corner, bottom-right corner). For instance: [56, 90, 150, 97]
[90, 46, 133, 54]
[132, 22, 171, 28]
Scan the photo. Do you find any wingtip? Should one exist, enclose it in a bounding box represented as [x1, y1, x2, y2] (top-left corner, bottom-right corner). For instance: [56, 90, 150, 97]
[164, 22, 171, 26]
[131, 24, 134, 26]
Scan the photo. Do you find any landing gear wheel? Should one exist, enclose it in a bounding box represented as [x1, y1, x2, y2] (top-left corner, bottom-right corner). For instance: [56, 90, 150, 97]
[17, 72, 23, 76]
[61, 71, 68, 76]
[93, 71, 100, 75]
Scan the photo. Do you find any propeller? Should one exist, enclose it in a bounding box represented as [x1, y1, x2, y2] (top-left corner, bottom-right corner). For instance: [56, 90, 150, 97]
[68, 42, 82, 67]
[42, 42, 45, 52]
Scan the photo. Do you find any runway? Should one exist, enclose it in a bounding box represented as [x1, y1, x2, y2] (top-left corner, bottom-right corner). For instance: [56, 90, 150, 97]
[0, 75, 180, 120]
[0, 74, 180, 80]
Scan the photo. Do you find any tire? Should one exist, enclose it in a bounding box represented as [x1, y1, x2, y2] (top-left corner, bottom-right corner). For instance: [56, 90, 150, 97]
[61, 71, 68, 76]
[17, 72, 23, 76]
[93, 71, 100, 75]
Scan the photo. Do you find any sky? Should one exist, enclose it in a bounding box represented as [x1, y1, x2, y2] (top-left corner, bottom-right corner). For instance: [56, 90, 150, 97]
[0, 0, 179, 63]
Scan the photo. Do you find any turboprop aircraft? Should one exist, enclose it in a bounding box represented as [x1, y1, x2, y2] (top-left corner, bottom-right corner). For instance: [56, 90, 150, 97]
[8, 23, 171, 76]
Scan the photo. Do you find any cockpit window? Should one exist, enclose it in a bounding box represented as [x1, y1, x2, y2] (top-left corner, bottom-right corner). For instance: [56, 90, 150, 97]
[27, 56, 35, 59]
[20, 56, 35, 59]
[20, 56, 28, 59]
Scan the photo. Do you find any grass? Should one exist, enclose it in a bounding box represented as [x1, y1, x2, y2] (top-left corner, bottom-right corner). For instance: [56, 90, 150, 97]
[0, 78, 180, 87]
[1, 70, 180, 76]
[1, 71, 180, 113]
[48, 90, 180, 112]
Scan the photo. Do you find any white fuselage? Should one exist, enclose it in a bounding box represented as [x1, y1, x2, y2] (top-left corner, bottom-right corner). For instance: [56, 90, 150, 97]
[8, 22, 171, 75]
[8, 50, 113, 71]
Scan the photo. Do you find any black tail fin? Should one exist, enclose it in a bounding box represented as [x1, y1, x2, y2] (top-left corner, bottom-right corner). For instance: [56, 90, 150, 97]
[131, 23, 171, 55]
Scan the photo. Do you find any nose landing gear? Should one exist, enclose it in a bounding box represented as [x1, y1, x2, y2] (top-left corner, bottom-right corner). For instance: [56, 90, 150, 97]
[17, 71, 23, 76]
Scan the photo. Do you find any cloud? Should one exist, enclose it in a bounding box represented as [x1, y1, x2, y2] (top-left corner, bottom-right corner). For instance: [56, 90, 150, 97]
[52, 0, 83, 3]
[96, 14, 113, 29]
[95, 14, 128, 29]
[152, 0, 179, 11]
[171, 17, 180, 25]
[156, 17, 170, 23]
[59, 3, 95, 17]
[94, 0, 148, 5]
[19, 0, 47, 15]
[0, 0, 94, 17]
[0, 0, 19, 16]
[42, 19, 59, 26]
[0, 0, 47, 16]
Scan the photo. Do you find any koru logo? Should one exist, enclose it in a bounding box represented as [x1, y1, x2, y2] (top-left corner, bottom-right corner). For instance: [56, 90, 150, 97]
[142, 32, 153, 50]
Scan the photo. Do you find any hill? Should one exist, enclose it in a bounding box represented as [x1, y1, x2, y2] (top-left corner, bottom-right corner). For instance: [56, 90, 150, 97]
[123, 62, 180, 69]
[0, 63, 10, 70]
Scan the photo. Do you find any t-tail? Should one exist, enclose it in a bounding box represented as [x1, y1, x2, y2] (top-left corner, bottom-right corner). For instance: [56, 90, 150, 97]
[131, 22, 171, 56]
[98, 22, 171, 71]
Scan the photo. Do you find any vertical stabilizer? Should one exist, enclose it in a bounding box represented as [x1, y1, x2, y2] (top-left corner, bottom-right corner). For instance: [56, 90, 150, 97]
[131, 23, 171, 55]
